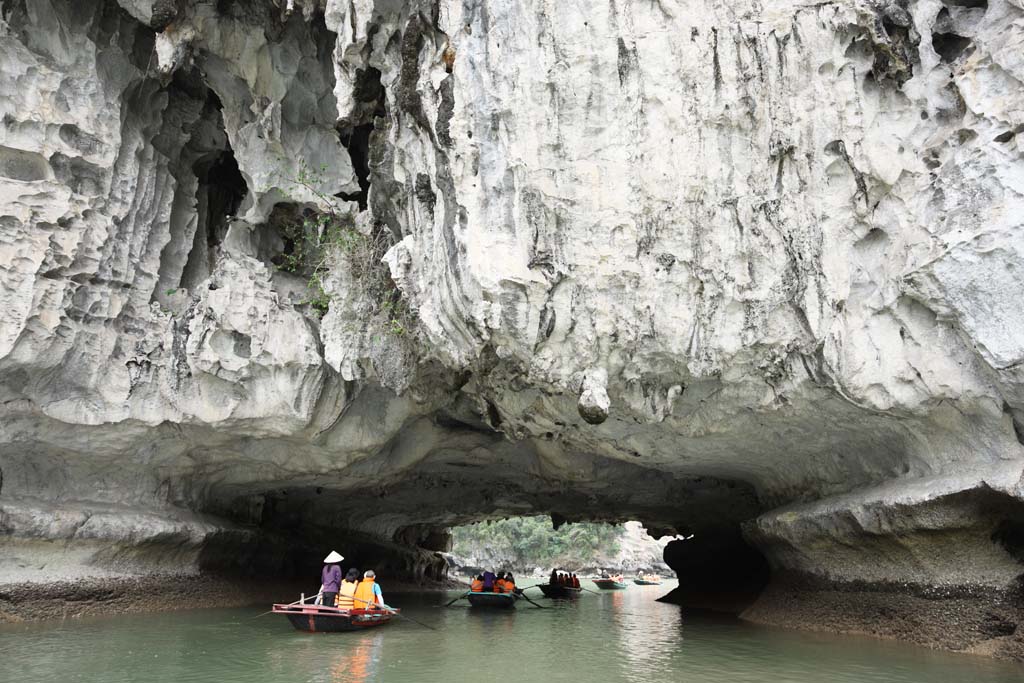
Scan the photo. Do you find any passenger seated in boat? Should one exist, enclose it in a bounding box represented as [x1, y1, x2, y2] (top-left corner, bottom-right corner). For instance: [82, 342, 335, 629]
[337, 568, 360, 609]
[549, 569, 559, 585]
[493, 573, 506, 593]
[353, 570, 384, 609]
[504, 573, 517, 593]
[571, 574, 580, 588]
[482, 570, 497, 592]
[471, 575, 484, 592]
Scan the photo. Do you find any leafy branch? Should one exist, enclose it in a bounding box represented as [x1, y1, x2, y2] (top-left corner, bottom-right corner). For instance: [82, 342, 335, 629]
[275, 162, 412, 335]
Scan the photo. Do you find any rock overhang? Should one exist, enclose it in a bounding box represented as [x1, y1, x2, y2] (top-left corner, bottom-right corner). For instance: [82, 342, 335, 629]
[1, 0, 1024, 656]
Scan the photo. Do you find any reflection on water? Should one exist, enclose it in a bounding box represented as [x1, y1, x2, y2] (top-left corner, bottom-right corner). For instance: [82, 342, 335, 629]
[1, 580, 1022, 683]
[614, 587, 680, 683]
[329, 631, 383, 683]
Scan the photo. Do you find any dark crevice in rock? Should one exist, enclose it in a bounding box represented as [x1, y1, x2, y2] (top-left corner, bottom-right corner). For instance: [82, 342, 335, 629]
[941, 0, 988, 7]
[436, 75, 455, 148]
[932, 32, 971, 63]
[180, 90, 246, 288]
[432, 411, 501, 435]
[397, 13, 433, 137]
[992, 519, 1024, 563]
[338, 67, 386, 211]
[863, 2, 920, 87]
[485, 399, 503, 429]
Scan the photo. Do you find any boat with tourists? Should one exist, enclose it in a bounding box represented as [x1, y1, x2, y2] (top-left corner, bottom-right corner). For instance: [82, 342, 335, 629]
[633, 573, 662, 585]
[538, 583, 583, 598]
[272, 602, 397, 633]
[593, 572, 628, 590]
[466, 591, 519, 609]
[538, 568, 583, 598]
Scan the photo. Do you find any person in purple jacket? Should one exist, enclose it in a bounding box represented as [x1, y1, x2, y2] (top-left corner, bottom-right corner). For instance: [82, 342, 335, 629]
[320, 551, 344, 607]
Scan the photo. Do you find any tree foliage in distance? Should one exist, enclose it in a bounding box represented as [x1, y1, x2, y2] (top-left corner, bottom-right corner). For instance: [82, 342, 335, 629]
[451, 516, 624, 567]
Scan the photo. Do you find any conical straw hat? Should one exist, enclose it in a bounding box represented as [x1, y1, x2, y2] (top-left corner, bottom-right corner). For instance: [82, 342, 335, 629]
[323, 550, 344, 563]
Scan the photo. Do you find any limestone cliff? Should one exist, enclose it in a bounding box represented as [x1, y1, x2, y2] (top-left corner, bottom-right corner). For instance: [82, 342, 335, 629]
[1, 0, 1023, 657]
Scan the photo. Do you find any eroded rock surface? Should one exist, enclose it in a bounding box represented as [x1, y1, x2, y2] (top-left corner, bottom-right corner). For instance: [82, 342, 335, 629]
[1, 0, 1023, 657]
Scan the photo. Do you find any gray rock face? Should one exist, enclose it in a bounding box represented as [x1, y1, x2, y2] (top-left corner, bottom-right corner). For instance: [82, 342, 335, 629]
[1, 0, 1023, 655]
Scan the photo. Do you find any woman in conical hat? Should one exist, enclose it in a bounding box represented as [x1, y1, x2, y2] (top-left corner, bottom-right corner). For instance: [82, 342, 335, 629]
[320, 551, 344, 607]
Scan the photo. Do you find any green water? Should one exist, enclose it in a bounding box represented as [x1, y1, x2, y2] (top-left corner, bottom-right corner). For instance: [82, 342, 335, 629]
[2, 581, 1022, 683]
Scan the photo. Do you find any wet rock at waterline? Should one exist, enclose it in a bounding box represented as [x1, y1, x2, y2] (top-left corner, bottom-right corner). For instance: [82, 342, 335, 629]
[1, 0, 1024, 660]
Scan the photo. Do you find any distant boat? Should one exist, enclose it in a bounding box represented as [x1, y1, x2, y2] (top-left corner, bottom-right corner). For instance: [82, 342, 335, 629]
[538, 583, 583, 599]
[467, 591, 518, 608]
[593, 577, 628, 590]
[272, 603, 396, 632]
[633, 575, 662, 585]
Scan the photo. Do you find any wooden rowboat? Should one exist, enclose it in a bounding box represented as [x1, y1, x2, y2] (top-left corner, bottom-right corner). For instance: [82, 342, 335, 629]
[272, 603, 397, 632]
[593, 578, 629, 590]
[467, 591, 517, 608]
[633, 576, 662, 585]
[538, 584, 583, 599]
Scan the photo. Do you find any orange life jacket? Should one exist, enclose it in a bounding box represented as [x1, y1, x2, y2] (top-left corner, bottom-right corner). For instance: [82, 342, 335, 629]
[493, 580, 505, 593]
[470, 579, 484, 592]
[338, 580, 357, 609]
[353, 578, 380, 609]
[505, 580, 516, 592]
[572, 577, 580, 588]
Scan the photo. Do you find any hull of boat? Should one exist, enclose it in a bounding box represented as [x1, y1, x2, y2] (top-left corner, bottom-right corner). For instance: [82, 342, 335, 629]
[633, 579, 662, 585]
[467, 592, 517, 608]
[538, 584, 582, 599]
[272, 604, 395, 632]
[593, 580, 628, 590]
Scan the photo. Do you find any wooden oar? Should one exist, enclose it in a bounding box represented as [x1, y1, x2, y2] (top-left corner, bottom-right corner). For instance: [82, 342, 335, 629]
[516, 591, 546, 609]
[253, 591, 319, 618]
[442, 591, 470, 607]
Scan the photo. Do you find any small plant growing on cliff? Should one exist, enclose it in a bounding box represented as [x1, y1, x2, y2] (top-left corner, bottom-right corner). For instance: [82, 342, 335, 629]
[275, 162, 412, 335]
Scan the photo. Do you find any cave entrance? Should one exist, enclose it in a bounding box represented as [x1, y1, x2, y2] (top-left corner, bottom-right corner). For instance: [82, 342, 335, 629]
[200, 458, 771, 607]
[660, 527, 770, 613]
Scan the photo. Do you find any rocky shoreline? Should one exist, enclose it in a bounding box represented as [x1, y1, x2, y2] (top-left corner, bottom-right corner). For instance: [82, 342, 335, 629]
[0, 574, 456, 624]
[738, 575, 1024, 661]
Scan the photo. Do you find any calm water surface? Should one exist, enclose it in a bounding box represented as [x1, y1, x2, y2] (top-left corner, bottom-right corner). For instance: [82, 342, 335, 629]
[2, 580, 1022, 683]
